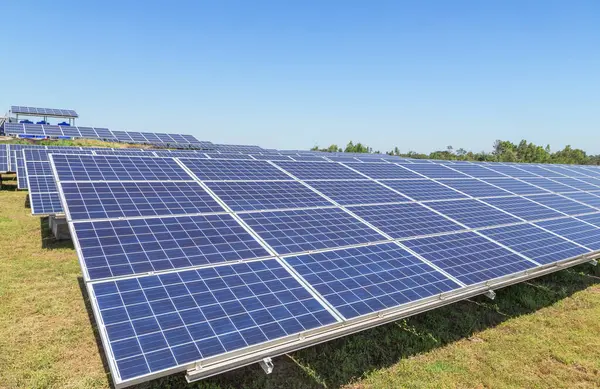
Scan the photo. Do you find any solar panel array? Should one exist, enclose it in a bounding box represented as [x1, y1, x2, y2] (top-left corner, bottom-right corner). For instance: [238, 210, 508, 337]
[11, 105, 79, 117]
[0, 144, 8, 172]
[48, 153, 600, 388]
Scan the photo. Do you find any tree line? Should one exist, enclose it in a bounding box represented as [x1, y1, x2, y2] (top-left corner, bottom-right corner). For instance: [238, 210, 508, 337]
[311, 140, 600, 165]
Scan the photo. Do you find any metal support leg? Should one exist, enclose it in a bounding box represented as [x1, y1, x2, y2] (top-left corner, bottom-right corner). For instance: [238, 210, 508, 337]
[259, 357, 274, 374]
[484, 290, 496, 300]
[588, 259, 598, 266]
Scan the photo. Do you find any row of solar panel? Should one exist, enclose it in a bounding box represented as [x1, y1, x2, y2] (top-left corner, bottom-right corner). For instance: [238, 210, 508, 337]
[47, 153, 600, 387]
[11, 105, 79, 117]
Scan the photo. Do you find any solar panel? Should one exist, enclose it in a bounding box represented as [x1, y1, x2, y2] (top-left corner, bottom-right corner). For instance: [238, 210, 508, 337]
[516, 165, 564, 177]
[483, 164, 539, 178]
[180, 158, 291, 181]
[541, 165, 589, 178]
[443, 164, 507, 178]
[550, 177, 600, 192]
[61, 181, 225, 221]
[524, 194, 596, 216]
[478, 223, 589, 265]
[576, 177, 600, 188]
[348, 203, 465, 238]
[535, 218, 600, 250]
[439, 179, 513, 198]
[30, 192, 63, 215]
[341, 162, 422, 179]
[381, 180, 468, 201]
[205, 181, 333, 211]
[480, 178, 549, 195]
[283, 243, 461, 319]
[289, 155, 328, 162]
[397, 163, 470, 179]
[0, 144, 9, 172]
[426, 199, 522, 228]
[273, 161, 365, 180]
[11, 105, 79, 118]
[249, 154, 294, 161]
[73, 214, 272, 281]
[521, 178, 580, 193]
[402, 232, 537, 285]
[238, 208, 388, 255]
[576, 213, 600, 227]
[53, 155, 192, 182]
[306, 180, 410, 205]
[90, 259, 337, 384]
[480, 196, 563, 221]
[206, 152, 255, 160]
[28, 175, 58, 193]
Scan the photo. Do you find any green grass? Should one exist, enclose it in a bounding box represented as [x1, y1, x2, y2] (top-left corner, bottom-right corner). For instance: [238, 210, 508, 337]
[1, 173, 600, 389]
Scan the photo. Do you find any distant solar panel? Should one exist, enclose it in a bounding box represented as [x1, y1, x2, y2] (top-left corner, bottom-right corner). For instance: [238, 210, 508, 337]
[273, 161, 365, 180]
[481, 196, 563, 221]
[535, 218, 600, 250]
[550, 177, 600, 192]
[206, 152, 255, 160]
[521, 178, 580, 193]
[440, 179, 513, 198]
[11, 105, 79, 117]
[0, 144, 8, 172]
[480, 178, 549, 195]
[341, 162, 422, 179]
[398, 163, 470, 179]
[484, 164, 539, 178]
[283, 243, 461, 319]
[516, 165, 564, 178]
[239, 208, 388, 255]
[381, 180, 468, 201]
[524, 194, 596, 216]
[249, 154, 294, 161]
[541, 165, 589, 178]
[306, 180, 410, 205]
[180, 158, 291, 181]
[444, 164, 507, 178]
[426, 199, 522, 228]
[403, 232, 537, 285]
[562, 192, 600, 209]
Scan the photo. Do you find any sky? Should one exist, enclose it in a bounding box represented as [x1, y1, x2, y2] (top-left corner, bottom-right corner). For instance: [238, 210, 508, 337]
[1, 1, 599, 154]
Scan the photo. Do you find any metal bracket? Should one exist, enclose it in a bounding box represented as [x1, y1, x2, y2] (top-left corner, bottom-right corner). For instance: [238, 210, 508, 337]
[588, 259, 598, 266]
[259, 357, 274, 374]
[484, 290, 496, 300]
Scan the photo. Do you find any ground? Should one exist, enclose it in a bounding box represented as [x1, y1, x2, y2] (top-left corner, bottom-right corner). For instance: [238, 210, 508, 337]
[1, 172, 599, 389]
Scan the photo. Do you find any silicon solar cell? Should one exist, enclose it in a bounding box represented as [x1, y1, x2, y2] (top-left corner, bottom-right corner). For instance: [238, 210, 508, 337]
[28, 175, 58, 193]
[341, 162, 422, 179]
[402, 232, 537, 285]
[535, 218, 600, 250]
[578, 168, 600, 178]
[443, 164, 507, 178]
[249, 154, 293, 161]
[206, 152, 255, 160]
[290, 155, 327, 162]
[550, 177, 600, 191]
[30, 192, 63, 215]
[541, 165, 588, 177]
[25, 160, 53, 175]
[561, 192, 600, 209]
[524, 194, 596, 215]
[53, 155, 192, 182]
[325, 156, 361, 163]
[480, 178, 549, 195]
[481, 196, 563, 221]
[0, 145, 8, 172]
[478, 223, 589, 265]
[576, 177, 600, 187]
[91, 259, 337, 382]
[396, 163, 470, 179]
[306, 180, 410, 205]
[576, 213, 600, 227]
[283, 243, 461, 319]
[73, 214, 271, 280]
[426, 199, 522, 228]
[238, 208, 387, 255]
[521, 178, 580, 193]
[272, 161, 366, 180]
[348, 203, 465, 238]
[517, 165, 564, 177]
[381, 179, 468, 201]
[93, 150, 150, 156]
[180, 158, 291, 181]
[205, 181, 333, 211]
[483, 164, 539, 178]
[439, 179, 513, 198]
[61, 181, 225, 221]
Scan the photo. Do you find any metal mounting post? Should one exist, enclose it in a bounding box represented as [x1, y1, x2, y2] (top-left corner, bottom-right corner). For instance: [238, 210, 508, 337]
[259, 357, 274, 374]
[484, 290, 496, 300]
[588, 259, 598, 266]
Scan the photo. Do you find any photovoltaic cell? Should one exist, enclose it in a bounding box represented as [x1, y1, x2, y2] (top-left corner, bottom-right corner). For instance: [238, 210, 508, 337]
[521, 178, 579, 193]
[273, 161, 365, 180]
[516, 165, 563, 177]
[348, 203, 465, 239]
[561, 193, 600, 209]
[525, 194, 596, 216]
[73, 214, 271, 280]
[481, 196, 563, 221]
[238, 208, 387, 255]
[30, 192, 63, 215]
[426, 199, 522, 228]
[550, 177, 600, 192]
[576, 213, 600, 228]
[53, 155, 192, 182]
[180, 158, 291, 181]
[283, 243, 461, 319]
[381, 180, 468, 201]
[28, 175, 58, 193]
[439, 179, 513, 198]
[402, 232, 537, 285]
[478, 224, 589, 265]
[205, 152, 255, 160]
[541, 166, 588, 178]
[480, 178, 549, 195]
[341, 163, 422, 179]
[306, 180, 410, 205]
[397, 163, 469, 179]
[61, 182, 225, 221]
[91, 259, 337, 382]
[444, 164, 507, 178]
[205, 181, 333, 211]
[535, 218, 600, 250]
[576, 177, 600, 188]
[484, 164, 539, 178]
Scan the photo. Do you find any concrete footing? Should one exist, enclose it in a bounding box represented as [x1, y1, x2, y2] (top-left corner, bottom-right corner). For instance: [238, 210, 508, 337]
[49, 215, 70, 240]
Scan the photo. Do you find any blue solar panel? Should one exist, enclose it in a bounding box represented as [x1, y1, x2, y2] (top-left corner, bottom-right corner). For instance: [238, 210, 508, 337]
[93, 150, 150, 156]
[25, 160, 53, 175]
[306, 180, 410, 205]
[348, 203, 465, 239]
[443, 164, 507, 178]
[28, 175, 57, 193]
[516, 165, 564, 178]
[61, 181, 225, 221]
[0, 145, 8, 172]
[53, 155, 192, 182]
[249, 154, 294, 161]
[91, 259, 337, 383]
[180, 158, 290, 181]
[205, 181, 333, 211]
[481, 196, 563, 221]
[484, 164, 539, 178]
[290, 155, 327, 162]
[576, 213, 600, 227]
[561, 192, 600, 209]
[206, 152, 255, 160]
[273, 161, 365, 180]
[541, 165, 588, 178]
[478, 224, 589, 265]
[73, 214, 271, 280]
[238, 208, 387, 255]
[397, 163, 470, 179]
[550, 177, 600, 192]
[524, 194, 596, 216]
[480, 178, 549, 195]
[381, 179, 468, 201]
[576, 177, 600, 188]
[535, 218, 600, 250]
[339, 162, 422, 179]
[30, 192, 63, 215]
[439, 179, 513, 198]
[521, 178, 579, 193]
[11, 105, 78, 117]
[283, 243, 461, 319]
[402, 232, 537, 285]
[426, 199, 522, 228]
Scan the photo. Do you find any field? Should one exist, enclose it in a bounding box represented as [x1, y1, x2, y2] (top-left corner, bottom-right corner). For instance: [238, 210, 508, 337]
[1, 172, 600, 389]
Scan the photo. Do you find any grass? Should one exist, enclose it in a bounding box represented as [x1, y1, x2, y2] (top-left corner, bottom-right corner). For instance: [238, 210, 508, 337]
[1, 172, 600, 389]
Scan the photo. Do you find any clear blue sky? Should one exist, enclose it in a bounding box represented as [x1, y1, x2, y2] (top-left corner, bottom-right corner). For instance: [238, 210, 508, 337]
[2, 1, 599, 154]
